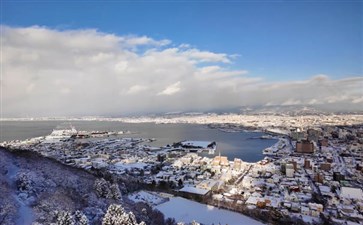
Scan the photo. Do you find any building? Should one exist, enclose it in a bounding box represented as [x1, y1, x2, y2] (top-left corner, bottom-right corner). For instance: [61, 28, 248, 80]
[307, 129, 320, 142]
[286, 163, 295, 178]
[340, 187, 363, 200]
[196, 180, 219, 191]
[320, 163, 331, 171]
[296, 140, 314, 153]
[304, 158, 311, 169]
[333, 172, 344, 181]
[157, 154, 166, 162]
[290, 161, 297, 171]
[233, 158, 242, 170]
[212, 155, 229, 166]
[319, 138, 328, 147]
[314, 173, 324, 183]
[308, 203, 323, 217]
[290, 128, 305, 141]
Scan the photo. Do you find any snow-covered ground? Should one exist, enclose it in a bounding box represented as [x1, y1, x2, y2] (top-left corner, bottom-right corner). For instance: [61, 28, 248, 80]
[5, 158, 34, 225]
[114, 162, 147, 170]
[156, 197, 264, 225]
[128, 191, 167, 206]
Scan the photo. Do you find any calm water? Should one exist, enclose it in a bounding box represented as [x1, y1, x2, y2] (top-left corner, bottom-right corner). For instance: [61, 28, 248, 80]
[0, 121, 276, 162]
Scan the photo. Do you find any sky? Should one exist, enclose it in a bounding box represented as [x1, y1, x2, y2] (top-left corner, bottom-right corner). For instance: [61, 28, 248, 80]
[1, 0, 362, 116]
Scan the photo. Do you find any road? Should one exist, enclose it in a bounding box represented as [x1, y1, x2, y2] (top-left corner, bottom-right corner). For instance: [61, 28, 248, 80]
[235, 165, 253, 186]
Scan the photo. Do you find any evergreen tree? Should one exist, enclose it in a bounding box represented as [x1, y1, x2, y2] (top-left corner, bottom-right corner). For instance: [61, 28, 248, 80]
[94, 178, 110, 198]
[94, 179, 122, 200]
[54, 211, 75, 225]
[102, 204, 145, 225]
[74, 210, 89, 225]
[110, 183, 122, 200]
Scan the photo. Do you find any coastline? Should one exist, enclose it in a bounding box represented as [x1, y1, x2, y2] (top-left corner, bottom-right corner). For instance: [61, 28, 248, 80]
[0, 122, 287, 225]
[2, 117, 361, 224]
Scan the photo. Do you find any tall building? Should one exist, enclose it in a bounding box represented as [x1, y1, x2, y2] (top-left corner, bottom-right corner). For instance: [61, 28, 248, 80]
[314, 173, 324, 183]
[320, 163, 331, 171]
[307, 129, 320, 142]
[212, 155, 229, 166]
[290, 128, 305, 141]
[286, 164, 295, 177]
[304, 158, 311, 169]
[233, 158, 242, 170]
[296, 140, 314, 153]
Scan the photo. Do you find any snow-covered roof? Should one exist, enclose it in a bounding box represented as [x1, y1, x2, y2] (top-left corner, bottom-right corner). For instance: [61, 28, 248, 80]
[179, 186, 210, 195]
[114, 162, 147, 170]
[340, 187, 363, 200]
[319, 185, 331, 194]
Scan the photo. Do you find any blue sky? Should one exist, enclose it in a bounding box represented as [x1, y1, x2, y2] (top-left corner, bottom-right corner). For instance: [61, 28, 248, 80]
[3, 1, 362, 81]
[1, 1, 363, 116]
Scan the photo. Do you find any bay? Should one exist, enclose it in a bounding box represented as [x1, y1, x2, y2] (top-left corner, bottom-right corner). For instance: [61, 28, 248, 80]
[0, 121, 276, 162]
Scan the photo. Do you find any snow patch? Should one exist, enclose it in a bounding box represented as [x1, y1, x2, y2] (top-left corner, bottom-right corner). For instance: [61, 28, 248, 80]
[128, 191, 167, 206]
[156, 197, 264, 225]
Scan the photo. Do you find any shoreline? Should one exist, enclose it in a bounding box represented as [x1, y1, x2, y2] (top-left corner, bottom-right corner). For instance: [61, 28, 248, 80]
[0, 146, 285, 225]
[3, 120, 359, 224]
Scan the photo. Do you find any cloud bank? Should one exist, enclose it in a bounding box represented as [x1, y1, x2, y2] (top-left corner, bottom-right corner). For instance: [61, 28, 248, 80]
[1, 26, 362, 117]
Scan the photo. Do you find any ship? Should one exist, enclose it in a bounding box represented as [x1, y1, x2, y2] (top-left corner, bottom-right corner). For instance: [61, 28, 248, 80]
[44, 125, 78, 143]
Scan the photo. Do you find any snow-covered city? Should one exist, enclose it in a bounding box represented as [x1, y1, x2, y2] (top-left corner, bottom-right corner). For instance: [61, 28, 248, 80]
[2, 1, 362, 224]
[1, 113, 363, 225]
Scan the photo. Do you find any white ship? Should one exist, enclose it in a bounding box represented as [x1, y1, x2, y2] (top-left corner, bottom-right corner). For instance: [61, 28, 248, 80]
[44, 125, 77, 143]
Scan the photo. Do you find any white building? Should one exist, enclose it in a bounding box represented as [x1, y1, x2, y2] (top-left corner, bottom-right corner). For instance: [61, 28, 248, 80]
[286, 164, 294, 178]
[340, 187, 363, 200]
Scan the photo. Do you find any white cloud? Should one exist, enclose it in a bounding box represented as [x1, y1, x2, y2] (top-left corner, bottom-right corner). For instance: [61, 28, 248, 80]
[182, 49, 231, 63]
[307, 99, 319, 105]
[199, 66, 221, 74]
[158, 81, 181, 96]
[1, 25, 362, 117]
[123, 35, 171, 46]
[352, 97, 363, 104]
[179, 43, 191, 49]
[281, 99, 302, 106]
[60, 87, 71, 95]
[114, 61, 129, 73]
[126, 85, 148, 95]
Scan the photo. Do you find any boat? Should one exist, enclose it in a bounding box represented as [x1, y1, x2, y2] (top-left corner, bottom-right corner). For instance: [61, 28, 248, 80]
[44, 125, 78, 142]
[263, 147, 278, 155]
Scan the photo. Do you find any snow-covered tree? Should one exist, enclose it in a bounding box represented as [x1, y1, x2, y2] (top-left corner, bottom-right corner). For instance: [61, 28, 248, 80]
[74, 210, 89, 225]
[54, 210, 75, 225]
[16, 172, 32, 191]
[110, 183, 122, 200]
[0, 203, 15, 225]
[191, 221, 200, 225]
[102, 204, 145, 225]
[102, 204, 128, 225]
[94, 178, 122, 200]
[94, 178, 109, 198]
[165, 218, 177, 225]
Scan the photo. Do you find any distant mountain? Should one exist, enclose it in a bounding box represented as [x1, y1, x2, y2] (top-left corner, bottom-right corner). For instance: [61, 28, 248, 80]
[104, 104, 363, 118]
[238, 105, 327, 116]
[159, 105, 363, 117]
